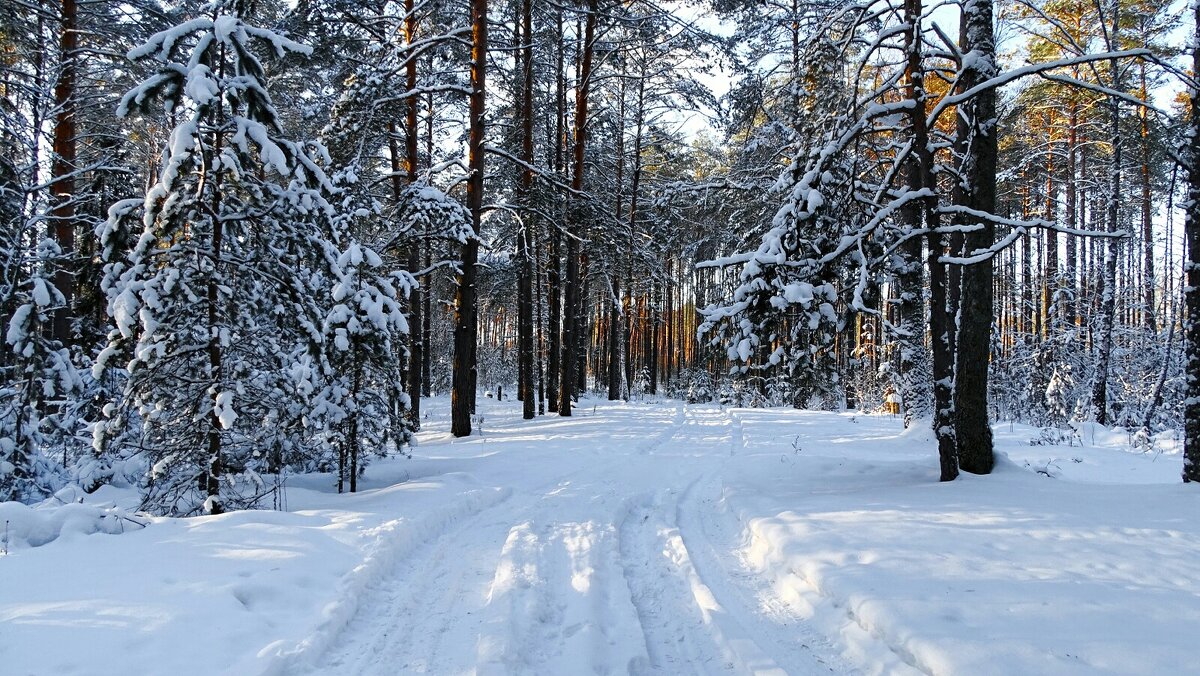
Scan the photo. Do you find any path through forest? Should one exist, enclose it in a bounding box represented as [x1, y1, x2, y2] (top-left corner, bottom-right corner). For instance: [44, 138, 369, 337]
[302, 403, 850, 675]
[3, 398, 1192, 676]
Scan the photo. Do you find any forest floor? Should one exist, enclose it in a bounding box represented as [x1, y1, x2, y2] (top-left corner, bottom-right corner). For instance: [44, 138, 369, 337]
[1, 397, 1196, 676]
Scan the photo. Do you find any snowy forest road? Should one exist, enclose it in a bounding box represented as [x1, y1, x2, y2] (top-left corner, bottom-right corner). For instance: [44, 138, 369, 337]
[300, 402, 851, 676]
[8, 398, 1190, 676]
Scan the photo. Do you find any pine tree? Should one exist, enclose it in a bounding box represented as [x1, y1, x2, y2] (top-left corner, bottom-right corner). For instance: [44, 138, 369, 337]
[953, 0, 999, 475]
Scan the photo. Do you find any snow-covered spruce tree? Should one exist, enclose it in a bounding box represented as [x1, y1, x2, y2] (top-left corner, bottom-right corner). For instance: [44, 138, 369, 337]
[0, 240, 83, 502]
[695, 184, 843, 408]
[322, 241, 416, 493]
[697, 27, 850, 408]
[92, 1, 401, 514]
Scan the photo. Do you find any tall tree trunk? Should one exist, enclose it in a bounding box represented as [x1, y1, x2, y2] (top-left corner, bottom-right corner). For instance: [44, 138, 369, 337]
[1080, 140, 1091, 334]
[49, 0, 77, 345]
[559, 0, 597, 416]
[624, 60, 646, 400]
[535, 217, 546, 415]
[1092, 9, 1121, 425]
[387, 123, 410, 418]
[577, 257, 590, 394]
[1043, 112, 1058, 337]
[1182, 0, 1200, 483]
[546, 6, 565, 413]
[1139, 64, 1156, 333]
[905, 0, 957, 480]
[422, 91, 434, 397]
[404, 0, 423, 426]
[1066, 98, 1079, 329]
[608, 278, 622, 400]
[452, 0, 487, 437]
[203, 40, 228, 514]
[516, 0, 535, 419]
[897, 0, 930, 429]
[1021, 215, 1033, 336]
[953, 0, 997, 475]
[650, 282, 660, 393]
[608, 58, 626, 401]
[665, 259, 674, 389]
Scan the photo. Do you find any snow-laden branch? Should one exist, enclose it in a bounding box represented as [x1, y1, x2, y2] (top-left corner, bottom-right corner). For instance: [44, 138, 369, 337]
[938, 205, 1128, 240]
[1034, 72, 1166, 115]
[484, 145, 586, 197]
[927, 49, 1152, 128]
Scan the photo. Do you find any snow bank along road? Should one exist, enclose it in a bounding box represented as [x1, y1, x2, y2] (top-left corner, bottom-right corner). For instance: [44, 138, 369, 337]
[3, 397, 1196, 676]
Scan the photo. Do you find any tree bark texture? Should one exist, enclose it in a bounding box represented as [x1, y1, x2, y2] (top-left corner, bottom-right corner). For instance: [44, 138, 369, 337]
[1091, 7, 1121, 425]
[1183, 0, 1200, 483]
[906, 0, 957, 481]
[953, 0, 996, 475]
[452, 0, 486, 437]
[559, 0, 597, 416]
[50, 0, 77, 345]
[404, 0, 424, 426]
[517, 0, 535, 419]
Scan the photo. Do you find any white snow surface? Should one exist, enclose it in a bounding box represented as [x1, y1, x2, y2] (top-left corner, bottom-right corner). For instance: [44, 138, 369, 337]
[1, 398, 1195, 676]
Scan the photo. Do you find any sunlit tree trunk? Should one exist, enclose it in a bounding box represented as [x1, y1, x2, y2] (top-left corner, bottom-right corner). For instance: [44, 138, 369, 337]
[404, 0, 424, 426]
[1139, 63, 1156, 333]
[452, 0, 487, 436]
[49, 0, 77, 345]
[559, 0, 597, 416]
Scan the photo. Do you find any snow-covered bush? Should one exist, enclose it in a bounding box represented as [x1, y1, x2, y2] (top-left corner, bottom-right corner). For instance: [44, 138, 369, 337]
[0, 253, 82, 502]
[0, 494, 146, 551]
[683, 369, 714, 404]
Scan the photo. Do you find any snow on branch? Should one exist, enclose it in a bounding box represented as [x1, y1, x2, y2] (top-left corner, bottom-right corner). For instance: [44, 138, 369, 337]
[927, 49, 1152, 128]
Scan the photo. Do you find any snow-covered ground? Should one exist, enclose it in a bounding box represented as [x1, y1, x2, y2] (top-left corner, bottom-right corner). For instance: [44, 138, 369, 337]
[1, 397, 1195, 675]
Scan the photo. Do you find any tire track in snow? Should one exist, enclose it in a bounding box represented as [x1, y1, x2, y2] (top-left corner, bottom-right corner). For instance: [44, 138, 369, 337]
[285, 403, 866, 676]
[621, 405, 855, 675]
[293, 407, 659, 676]
[476, 505, 649, 675]
[637, 402, 686, 455]
[620, 489, 727, 674]
[472, 404, 690, 674]
[739, 517, 926, 676]
[267, 485, 512, 676]
[678, 470, 852, 675]
[616, 406, 783, 674]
